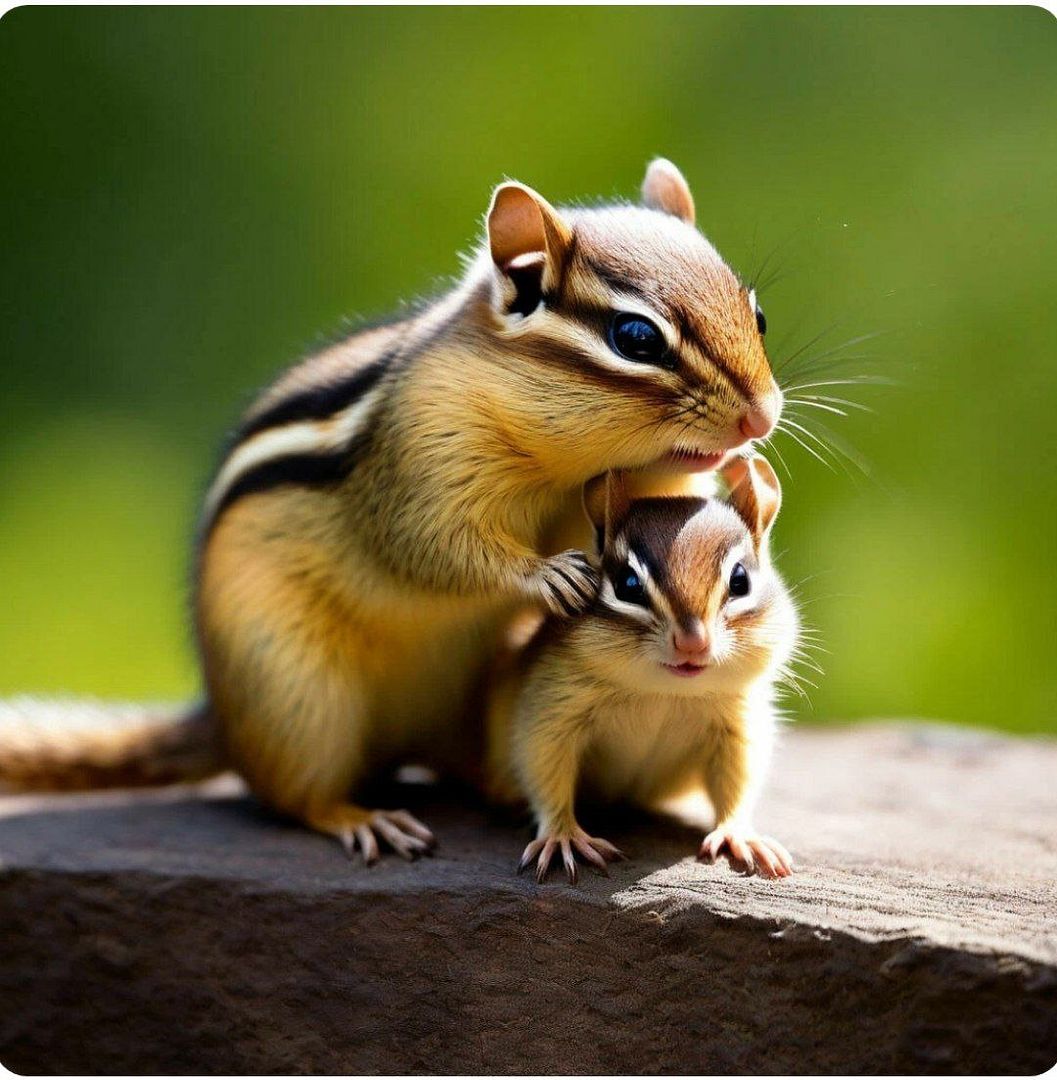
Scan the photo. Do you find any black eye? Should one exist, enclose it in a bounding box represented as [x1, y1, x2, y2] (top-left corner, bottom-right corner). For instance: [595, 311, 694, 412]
[614, 567, 649, 606]
[729, 562, 750, 598]
[608, 313, 671, 367]
[748, 289, 767, 336]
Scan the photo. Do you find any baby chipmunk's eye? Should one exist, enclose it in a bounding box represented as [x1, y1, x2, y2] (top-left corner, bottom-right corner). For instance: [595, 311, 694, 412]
[608, 313, 672, 368]
[729, 562, 751, 598]
[747, 288, 766, 336]
[614, 567, 649, 607]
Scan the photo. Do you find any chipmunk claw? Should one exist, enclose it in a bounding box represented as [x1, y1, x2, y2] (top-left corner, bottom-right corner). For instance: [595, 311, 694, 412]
[533, 550, 600, 618]
[520, 825, 623, 884]
[316, 805, 434, 866]
[698, 824, 793, 880]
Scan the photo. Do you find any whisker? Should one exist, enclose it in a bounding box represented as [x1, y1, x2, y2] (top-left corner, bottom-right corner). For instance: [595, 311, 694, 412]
[774, 421, 836, 473]
[772, 322, 842, 376]
[797, 416, 875, 478]
[783, 375, 896, 393]
[781, 417, 856, 477]
[787, 398, 848, 418]
[779, 330, 890, 377]
[746, 227, 803, 294]
[783, 353, 883, 382]
[756, 432, 793, 478]
[796, 394, 875, 414]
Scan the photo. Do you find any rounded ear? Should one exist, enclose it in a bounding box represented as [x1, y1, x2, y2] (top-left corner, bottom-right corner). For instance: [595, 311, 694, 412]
[582, 471, 631, 553]
[720, 454, 781, 544]
[641, 158, 695, 225]
[487, 182, 572, 318]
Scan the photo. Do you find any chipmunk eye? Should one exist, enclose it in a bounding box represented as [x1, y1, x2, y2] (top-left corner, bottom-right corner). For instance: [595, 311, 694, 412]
[608, 313, 671, 368]
[614, 568, 649, 607]
[747, 289, 766, 336]
[729, 562, 751, 598]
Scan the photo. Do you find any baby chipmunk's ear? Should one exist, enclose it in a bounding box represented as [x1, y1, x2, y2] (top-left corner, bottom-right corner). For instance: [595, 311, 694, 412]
[487, 181, 572, 318]
[582, 471, 631, 553]
[641, 158, 695, 225]
[721, 455, 781, 545]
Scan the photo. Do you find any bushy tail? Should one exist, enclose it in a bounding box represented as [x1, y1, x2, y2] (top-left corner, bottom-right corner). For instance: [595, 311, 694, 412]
[0, 697, 223, 792]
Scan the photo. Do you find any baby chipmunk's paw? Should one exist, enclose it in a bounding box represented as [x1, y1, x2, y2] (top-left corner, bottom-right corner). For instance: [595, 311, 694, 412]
[532, 550, 600, 618]
[698, 824, 793, 880]
[518, 825, 624, 884]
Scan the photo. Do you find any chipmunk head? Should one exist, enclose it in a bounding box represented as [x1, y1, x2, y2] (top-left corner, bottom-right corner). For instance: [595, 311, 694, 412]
[482, 159, 781, 482]
[580, 456, 796, 697]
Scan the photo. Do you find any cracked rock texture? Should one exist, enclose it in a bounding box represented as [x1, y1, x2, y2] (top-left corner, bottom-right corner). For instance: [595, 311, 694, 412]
[0, 722, 1055, 1074]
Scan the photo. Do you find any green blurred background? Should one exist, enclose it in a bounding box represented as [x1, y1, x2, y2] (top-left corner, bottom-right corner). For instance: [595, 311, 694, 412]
[2, 7, 1055, 732]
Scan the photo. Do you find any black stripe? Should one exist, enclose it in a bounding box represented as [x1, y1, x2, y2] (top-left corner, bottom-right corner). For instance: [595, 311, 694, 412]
[582, 257, 757, 401]
[582, 258, 658, 311]
[238, 357, 389, 441]
[678, 323, 756, 401]
[552, 565, 589, 603]
[203, 427, 374, 538]
[209, 447, 356, 526]
[552, 589, 580, 618]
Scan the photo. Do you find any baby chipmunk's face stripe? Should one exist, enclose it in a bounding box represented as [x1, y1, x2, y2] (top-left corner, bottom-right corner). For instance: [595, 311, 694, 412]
[626, 547, 680, 624]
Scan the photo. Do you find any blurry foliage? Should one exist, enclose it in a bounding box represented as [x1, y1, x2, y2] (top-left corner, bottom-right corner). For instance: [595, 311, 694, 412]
[1, 8, 1055, 730]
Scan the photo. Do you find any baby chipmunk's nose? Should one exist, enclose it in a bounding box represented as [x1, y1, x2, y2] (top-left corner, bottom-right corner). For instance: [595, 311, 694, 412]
[672, 623, 711, 660]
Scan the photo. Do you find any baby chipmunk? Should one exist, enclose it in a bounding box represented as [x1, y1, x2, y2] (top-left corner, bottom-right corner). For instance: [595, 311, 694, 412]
[486, 456, 798, 882]
[1, 160, 783, 863]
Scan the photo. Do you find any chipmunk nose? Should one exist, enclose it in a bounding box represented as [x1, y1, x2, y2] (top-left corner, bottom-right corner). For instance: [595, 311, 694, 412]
[672, 623, 711, 660]
[739, 411, 771, 440]
[739, 389, 782, 442]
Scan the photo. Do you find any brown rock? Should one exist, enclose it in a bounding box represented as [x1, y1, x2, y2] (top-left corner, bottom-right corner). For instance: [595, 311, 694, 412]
[0, 723, 1054, 1074]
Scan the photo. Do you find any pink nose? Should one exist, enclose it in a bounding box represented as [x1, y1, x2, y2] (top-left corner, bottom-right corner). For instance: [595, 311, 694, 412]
[739, 408, 775, 441]
[672, 624, 710, 659]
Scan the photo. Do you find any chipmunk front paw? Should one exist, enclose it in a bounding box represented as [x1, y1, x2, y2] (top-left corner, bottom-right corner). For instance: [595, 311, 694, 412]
[307, 804, 437, 865]
[531, 550, 599, 617]
[698, 823, 793, 879]
[518, 824, 624, 884]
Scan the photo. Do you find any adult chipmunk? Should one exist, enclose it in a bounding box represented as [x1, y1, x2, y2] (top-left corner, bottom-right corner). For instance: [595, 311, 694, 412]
[0, 160, 783, 862]
[486, 456, 797, 882]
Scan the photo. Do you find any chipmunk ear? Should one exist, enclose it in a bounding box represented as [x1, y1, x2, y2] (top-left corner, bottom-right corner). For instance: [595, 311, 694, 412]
[582, 472, 632, 554]
[721, 455, 781, 544]
[487, 182, 572, 318]
[641, 158, 695, 225]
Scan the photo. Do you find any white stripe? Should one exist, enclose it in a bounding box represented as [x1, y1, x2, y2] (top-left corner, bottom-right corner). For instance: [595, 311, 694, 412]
[599, 578, 654, 624]
[722, 543, 756, 615]
[601, 548, 661, 624]
[515, 309, 668, 379]
[626, 549, 651, 585]
[203, 385, 384, 519]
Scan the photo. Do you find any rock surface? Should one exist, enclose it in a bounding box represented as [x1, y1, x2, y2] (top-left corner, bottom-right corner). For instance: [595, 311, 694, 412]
[0, 722, 1055, 1074]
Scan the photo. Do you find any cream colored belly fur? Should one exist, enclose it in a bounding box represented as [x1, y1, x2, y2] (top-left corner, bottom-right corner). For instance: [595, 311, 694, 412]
[578, 693, 753, 809]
